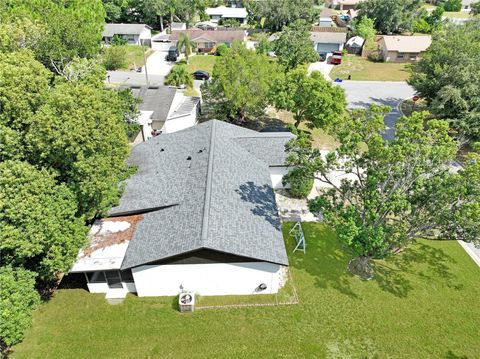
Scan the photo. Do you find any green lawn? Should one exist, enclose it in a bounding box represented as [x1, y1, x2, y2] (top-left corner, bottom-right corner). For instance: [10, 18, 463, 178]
[12, 223, 480, 358]
[115, 45, 153, 71]
[186, 55, 217, 74]
[330, 54, 412, 81]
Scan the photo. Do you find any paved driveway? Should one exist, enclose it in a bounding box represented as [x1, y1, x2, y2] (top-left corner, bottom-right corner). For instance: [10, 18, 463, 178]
[338, 81, 416, 140]
[106, 71, 165, 87]
[308, 58, 334, 81]
[142, 50, 174, 76]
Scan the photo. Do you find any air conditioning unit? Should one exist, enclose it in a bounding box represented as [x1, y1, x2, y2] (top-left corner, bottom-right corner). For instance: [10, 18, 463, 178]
[178, 292, 195, 313]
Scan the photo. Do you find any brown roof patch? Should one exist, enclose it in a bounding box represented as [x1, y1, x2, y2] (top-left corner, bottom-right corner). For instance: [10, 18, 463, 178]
[82, 214, 144, 257]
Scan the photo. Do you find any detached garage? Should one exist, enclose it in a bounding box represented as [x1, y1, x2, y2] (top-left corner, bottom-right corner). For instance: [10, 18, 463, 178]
[310, 28, 347, 54]
[70, 120, 293, 298]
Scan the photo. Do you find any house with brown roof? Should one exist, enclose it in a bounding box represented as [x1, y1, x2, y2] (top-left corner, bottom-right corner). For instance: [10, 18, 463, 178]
[170, 29, 247, 53]
[377, 35, 432, 62]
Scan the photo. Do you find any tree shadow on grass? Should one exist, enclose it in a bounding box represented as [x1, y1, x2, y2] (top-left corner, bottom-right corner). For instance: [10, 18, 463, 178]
[286, 223, 360, 299]
[373, 241, 462, 298]
[444, 350, 468, 359]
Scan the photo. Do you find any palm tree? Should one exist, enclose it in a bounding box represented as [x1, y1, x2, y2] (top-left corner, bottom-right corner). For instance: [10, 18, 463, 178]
[177, 33, 195, 63]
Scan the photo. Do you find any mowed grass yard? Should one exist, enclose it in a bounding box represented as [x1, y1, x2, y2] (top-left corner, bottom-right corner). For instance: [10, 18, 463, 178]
[186, 55, 217, 74]
[12, 223, 480, 358]
[330, 54, 412, 81]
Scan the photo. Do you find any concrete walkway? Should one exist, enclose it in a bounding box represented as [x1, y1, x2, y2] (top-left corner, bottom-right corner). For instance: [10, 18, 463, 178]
[143, 50, 174, 76]
[458, 241, 480, 267]
[308, 60, 334, 81]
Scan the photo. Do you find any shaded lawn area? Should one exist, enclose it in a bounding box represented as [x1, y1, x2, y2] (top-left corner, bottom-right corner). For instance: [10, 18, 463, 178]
[330, 54, 411, 81]
[12, 223, 480, 358]
[186, 55, 217, 74]
[263, 108, 339, 151]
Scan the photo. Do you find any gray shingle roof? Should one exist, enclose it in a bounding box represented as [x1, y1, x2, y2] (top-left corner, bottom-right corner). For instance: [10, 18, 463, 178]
[115, 120, 291, 268]
[103, 23, 150, 37]
[130, 86, 177, 122]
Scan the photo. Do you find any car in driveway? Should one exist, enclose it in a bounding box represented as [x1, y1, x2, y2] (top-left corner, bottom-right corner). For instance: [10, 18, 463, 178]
[166, 46, 179, 62]
[319, 53, 327, 62]
[192, 70, 210, 80]
[330, 51, 342, 65]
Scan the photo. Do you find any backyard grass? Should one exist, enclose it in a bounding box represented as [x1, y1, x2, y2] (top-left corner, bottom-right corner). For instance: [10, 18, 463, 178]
[330, 54, 412, 82]
[186, 55, 217, 74]
[12, 222, 480, 358]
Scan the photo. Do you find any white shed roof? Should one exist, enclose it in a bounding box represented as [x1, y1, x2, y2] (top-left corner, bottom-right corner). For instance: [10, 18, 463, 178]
[206, 6, 248, 18]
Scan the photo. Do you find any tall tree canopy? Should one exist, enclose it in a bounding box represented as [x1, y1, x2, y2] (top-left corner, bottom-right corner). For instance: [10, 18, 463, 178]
[272, 68, 347, 128]
[1, 0, 105, 71]
[358, 0, 423, 34]
[286, 105, 480, 278]
[0, 161, 87, 279]
[409, 19, 480, 141]
[202, 44, 282, 124]
[253, 0, 318, 31]
[26, 83, 130, 219]
[0, 267, 40, 351]
[274, 20, 319, 70]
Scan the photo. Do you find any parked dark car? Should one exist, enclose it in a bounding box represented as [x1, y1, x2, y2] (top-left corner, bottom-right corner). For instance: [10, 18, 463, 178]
[192, 70, 210, 80]
[319, 52, 327, 62]
[165, 46, 179, 62]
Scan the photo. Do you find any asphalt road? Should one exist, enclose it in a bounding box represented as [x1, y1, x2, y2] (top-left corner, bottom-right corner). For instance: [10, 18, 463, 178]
[338, 81, 416, 140]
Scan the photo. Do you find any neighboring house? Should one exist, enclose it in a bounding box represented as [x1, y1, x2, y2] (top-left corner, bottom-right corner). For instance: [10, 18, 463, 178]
[205, 6, 248, 25]
[171, 22, 187, 31]
[345, 35, 365, 54]
[325, 0, 366, 10]
[170, 29, 247, 53]
[377, 35, 432, 62]
[103, 23, 152, 47]
[70, 120, 294, 298]
[310, 27, 347, 53]
[130, 86, 200, 140]
[319, 8, 336, 27]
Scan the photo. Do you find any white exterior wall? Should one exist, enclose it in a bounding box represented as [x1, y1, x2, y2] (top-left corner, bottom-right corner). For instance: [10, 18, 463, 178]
[163, 114, 198, 133]
[139, 27, 152, 42]
[87, 282, 109, 293]
[86, 281, 136, 294]
[269, 166, 290, 189]
[132, 262, 283, 297]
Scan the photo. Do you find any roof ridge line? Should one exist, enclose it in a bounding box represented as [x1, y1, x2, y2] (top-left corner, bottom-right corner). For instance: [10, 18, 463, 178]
[200, 121, 216, 242]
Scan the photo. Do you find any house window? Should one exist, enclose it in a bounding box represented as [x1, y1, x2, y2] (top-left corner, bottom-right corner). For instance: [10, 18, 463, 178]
[409, 54, 416, 60]
[120, 269, 134, 282]
[204, 42, 215, 49]
[86, 271, 106, 283]
[397, 53, 405, 59]
[122, 34, 136, 44]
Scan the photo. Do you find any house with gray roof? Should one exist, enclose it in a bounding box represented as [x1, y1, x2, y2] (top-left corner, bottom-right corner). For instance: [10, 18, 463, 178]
[70, 120, 293, 298]
[103, 23, 152, 47]
[310, 27, 348, 54]
[129, 85, 200, 141]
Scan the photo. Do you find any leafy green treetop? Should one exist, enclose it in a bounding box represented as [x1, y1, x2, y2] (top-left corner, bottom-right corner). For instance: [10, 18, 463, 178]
[274, 20, 319, 70]
[409, 19, 480, 141]
[0, 267, 40, 352]
[204, 43, 282, 124]
[358, 0, 423, 34]
[272, 67, 347, 128]
[286, 105, 479, 278]
[0, 161, 87, 279]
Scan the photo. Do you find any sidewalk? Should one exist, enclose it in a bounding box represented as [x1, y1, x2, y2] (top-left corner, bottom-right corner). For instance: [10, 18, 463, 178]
[458, 241, 480, 267]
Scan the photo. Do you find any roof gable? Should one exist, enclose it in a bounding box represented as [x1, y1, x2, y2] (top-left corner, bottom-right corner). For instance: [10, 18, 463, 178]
[117, 120, 291, 268]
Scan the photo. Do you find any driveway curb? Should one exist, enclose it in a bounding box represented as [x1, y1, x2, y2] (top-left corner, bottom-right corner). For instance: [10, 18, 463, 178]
[458, 240, 480, 267]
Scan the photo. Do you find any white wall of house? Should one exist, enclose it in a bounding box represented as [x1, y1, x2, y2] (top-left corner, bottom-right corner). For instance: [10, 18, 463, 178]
[132, 262, 284, 297]
[163, 114, 198, 133]
[269, 166, 290, 189]
[139, 27, 152, 43]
